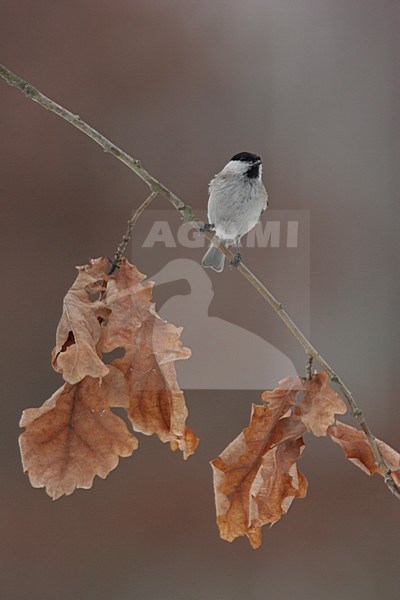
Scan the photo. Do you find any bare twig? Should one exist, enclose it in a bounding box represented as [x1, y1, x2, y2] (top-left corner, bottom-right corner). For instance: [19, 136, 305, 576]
[1, 63, 399, 500]
[109, 191, 157, 275]
[306, 355, 313, 381]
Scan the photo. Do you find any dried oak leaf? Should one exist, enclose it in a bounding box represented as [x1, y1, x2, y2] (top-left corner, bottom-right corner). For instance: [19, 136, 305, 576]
[328, 421, 400, 487]
[170, 426, 199, 460]
[104, 258, 197, 459]
[19, 366, 138, 499]
[52, 258, 111, 384]
[211, 378, 307, 548]
[297, 371, 347, 436]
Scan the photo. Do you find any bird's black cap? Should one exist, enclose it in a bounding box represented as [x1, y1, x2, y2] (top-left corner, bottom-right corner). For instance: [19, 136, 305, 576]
[230, 152, 261, 163]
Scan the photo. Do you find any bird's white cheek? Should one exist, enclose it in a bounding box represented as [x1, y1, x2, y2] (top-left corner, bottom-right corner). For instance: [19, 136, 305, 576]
[221, 160, 247, 176]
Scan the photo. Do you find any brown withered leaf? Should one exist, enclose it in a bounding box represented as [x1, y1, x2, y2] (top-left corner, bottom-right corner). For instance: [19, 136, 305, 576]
[170, 426, 200, 460]
[101, 260, 152, 353]
[19, 366, 138, 499]
[297, 371, 347, 436]
[328, 421, 400, 486]
[262, 375, 304, 408]
[211, 380, 307, 548]
[104, 259, 196, 458]
[52, 258, 110, 384]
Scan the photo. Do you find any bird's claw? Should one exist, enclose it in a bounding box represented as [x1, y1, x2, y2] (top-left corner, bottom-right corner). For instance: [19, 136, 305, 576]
[229, 253, 242, 269]
[199, 222, 215, 233]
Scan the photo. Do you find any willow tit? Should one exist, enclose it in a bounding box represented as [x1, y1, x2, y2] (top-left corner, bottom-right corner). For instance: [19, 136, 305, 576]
[201, 152, 268, 272]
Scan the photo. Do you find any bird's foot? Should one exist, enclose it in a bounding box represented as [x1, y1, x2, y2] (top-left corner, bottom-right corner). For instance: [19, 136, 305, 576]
[229, 253, 242, 269]
[199, 222, 215, 233]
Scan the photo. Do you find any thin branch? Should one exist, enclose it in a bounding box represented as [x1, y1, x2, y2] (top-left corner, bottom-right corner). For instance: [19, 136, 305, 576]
[109, 191, 157, 275]
[1, 63, 399, 500]
[306, 355, 313, 381]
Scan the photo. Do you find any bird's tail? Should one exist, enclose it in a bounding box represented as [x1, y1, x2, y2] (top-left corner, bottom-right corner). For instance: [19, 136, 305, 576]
[202, 243, 225, 272]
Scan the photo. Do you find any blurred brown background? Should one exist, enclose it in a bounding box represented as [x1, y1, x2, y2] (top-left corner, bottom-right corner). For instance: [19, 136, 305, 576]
[1, 1, 399, 599]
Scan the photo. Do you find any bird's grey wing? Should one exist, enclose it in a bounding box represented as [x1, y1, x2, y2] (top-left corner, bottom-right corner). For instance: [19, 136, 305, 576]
[207, 175, 225, 224]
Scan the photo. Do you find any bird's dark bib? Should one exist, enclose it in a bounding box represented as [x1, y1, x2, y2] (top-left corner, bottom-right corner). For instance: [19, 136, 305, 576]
[246, 164, 260, 179]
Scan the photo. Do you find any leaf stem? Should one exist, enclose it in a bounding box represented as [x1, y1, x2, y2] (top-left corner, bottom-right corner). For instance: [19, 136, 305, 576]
[306, 355, 313, 381]
[2, 63, 399, 500]
[108, 191, 157, 275]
